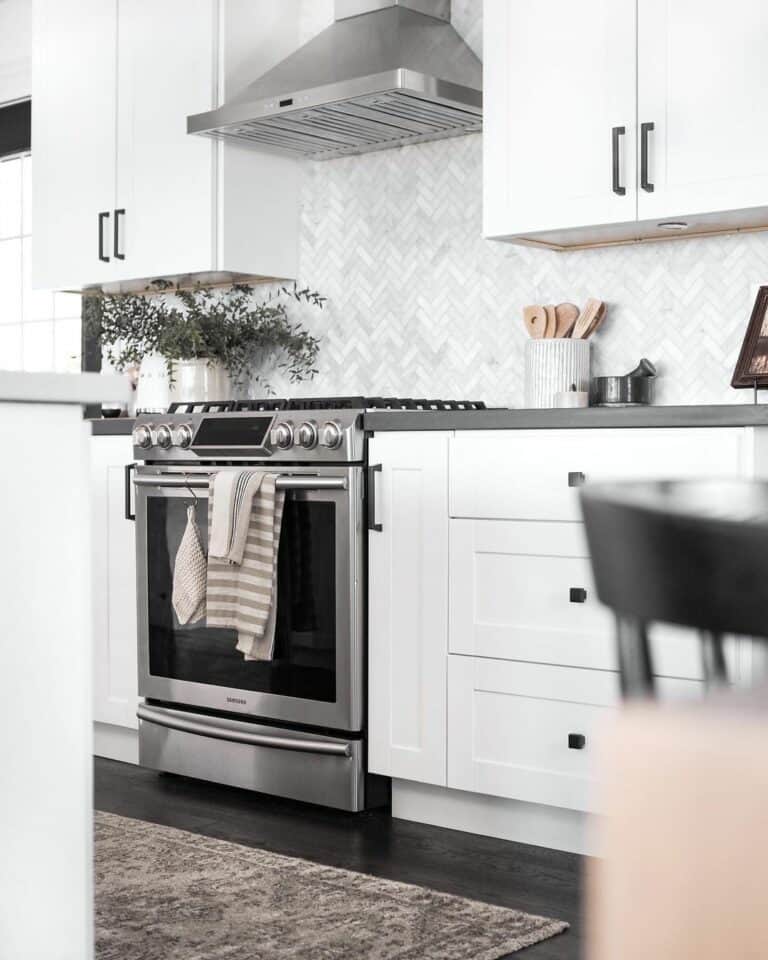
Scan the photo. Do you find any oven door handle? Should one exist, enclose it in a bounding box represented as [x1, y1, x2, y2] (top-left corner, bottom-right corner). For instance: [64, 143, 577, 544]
[136, 704, 352, 756]
[133, 475, 347, 491]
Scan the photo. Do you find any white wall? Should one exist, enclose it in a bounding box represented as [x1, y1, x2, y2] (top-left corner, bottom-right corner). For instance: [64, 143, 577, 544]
[0, 0, 31, 104]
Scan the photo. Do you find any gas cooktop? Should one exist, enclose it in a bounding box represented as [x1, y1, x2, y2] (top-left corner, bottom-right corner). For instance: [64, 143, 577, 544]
[167, 397, 487, 414]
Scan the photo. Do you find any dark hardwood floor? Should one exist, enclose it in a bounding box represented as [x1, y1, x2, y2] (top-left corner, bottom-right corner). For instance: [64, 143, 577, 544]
[95, 758, 583, 959]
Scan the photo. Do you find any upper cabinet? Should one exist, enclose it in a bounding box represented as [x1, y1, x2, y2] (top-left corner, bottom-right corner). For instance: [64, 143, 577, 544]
[32, 0, 300, 292]
[483, 0, 768, 250]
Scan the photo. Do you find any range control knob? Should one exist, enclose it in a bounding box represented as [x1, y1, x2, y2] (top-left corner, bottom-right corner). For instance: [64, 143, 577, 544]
[297, 420, 318, 449]
[156, 424, 173, 449]
[319, 420, 343, 450]
[271, 422, 294, 449]
[175, 424, 194, 449]
[133, 424, 153, 448]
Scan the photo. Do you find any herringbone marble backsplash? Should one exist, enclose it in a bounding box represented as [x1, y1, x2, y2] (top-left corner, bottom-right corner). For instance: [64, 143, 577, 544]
[261, 1, 768, 408]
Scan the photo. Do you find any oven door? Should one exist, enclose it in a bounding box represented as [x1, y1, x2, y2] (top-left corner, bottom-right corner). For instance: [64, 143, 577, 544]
[134, 465, 363, 732]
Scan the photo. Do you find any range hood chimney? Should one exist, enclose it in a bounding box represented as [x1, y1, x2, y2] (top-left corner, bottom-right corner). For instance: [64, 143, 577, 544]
[187, 0, 482, 161]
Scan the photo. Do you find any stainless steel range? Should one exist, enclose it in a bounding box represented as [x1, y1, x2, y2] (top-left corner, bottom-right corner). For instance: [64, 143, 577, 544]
[128, 396, 484, 811]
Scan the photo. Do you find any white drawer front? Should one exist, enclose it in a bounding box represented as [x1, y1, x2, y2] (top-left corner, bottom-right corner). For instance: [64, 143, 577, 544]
[447, 656, 701, 813]
[450, 428, 749, 521]
[450, 518, 611, 667]
[449, 518, 739, 679]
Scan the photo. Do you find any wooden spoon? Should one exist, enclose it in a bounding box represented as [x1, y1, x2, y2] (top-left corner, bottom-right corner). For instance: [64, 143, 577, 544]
[543, 305, 557, 338]
[585, 300, 607, 338]
[522, 305, 547, 339]
[573, 299, 605, 339]
[554, 302, 580, 338]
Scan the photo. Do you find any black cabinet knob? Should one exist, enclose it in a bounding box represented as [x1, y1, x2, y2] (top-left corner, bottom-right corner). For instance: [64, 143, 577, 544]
[568, 733, 586, 750]
[569, 587, 587, 604]
[568, 471, 586, 487]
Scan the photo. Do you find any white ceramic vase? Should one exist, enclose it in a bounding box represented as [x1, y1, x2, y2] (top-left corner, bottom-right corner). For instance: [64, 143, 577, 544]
[136, 353, 171, 414]
[168, 358, 231, 406]
[524, 339, 591, 409]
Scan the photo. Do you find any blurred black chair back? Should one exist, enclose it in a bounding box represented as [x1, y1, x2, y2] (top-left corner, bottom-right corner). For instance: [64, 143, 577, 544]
[581, 479, 768, 697]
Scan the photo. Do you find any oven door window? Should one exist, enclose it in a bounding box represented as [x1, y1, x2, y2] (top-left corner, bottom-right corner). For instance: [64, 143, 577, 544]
[146, 494, 336, 702]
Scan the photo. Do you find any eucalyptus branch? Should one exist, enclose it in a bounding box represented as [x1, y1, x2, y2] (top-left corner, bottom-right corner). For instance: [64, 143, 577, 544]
[87, 282, 324, 391]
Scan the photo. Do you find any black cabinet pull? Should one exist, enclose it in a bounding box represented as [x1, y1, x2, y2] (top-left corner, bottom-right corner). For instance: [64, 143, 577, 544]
[568, 471, 586, 487]
[569, 588, 587, 604]
[568, 733, 586, 750]
[641, 122, 655, 193]
[611, 125, 626, 196]
[114, 208, 125, 260]
[124, 463, 136, 521]
[98, 211, 111, 262]
[367, 463, 382, 532]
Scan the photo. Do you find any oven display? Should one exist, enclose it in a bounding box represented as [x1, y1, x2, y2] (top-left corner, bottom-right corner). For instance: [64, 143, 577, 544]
[193, 416, 273, 447]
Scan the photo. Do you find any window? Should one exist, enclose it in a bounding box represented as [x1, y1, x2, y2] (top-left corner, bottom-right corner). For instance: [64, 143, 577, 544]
[0, 101, 82, 373]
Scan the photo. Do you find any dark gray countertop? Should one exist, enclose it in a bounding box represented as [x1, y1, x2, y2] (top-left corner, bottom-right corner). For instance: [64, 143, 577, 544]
[90, 417, 135, 436]
[89, 404, 768, 436]
[363, 404, 768, 432]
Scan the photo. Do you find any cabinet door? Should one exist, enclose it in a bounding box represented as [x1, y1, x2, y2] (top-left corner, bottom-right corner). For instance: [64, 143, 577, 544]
[483, 0, 637, 239]
[448, 655, 702, 812]
[368, 432, 449, 786]
[91, 436, 138, 729]
[32, 0, 118, 290]
[115, 0, 216, 281]
[638, 0, 768, 222]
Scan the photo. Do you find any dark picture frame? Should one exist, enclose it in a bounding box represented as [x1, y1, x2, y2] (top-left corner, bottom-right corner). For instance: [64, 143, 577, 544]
[732, 286, 768, 388]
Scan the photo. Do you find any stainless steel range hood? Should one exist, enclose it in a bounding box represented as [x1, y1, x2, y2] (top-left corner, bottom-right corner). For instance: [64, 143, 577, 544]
[187, 0, 482, 161]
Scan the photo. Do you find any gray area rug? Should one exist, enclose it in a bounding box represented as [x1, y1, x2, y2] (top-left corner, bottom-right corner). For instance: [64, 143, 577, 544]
[95, 811, 568, 959]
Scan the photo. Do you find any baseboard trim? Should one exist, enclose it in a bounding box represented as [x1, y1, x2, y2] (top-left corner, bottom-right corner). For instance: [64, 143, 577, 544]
[94, 723, 139, 765]
[391, 780, 600, 856]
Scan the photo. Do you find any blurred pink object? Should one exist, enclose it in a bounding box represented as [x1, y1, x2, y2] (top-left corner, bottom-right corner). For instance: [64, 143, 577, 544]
[589, 693, 768, 960]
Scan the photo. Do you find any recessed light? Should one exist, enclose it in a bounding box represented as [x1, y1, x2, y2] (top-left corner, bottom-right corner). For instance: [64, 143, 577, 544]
[657, 221, 689, 231]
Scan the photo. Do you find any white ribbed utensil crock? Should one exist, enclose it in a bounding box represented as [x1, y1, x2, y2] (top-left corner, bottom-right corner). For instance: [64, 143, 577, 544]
[524, 339, 591, 409]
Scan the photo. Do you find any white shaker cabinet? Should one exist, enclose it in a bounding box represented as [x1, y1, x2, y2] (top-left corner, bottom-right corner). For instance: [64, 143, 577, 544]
[637, 0, 768, 224]
[31, 0, 118, 290]
[484, 0, 768, 249]
[32, 0, 300, 292]
[368, 432, 449, 787]
[483, 0, 637, 241]
[91, 434, 138, 730]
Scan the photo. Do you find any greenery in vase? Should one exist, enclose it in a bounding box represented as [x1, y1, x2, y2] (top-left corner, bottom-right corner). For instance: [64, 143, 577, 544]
[88, 281, 325, 390]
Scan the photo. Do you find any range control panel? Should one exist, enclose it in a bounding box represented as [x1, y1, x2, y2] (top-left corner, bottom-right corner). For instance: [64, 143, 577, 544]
[132, 410, 364, 464]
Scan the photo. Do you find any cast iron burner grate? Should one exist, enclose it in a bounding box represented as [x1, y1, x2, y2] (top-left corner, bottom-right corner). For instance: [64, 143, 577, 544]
[167, 398, 487, 414]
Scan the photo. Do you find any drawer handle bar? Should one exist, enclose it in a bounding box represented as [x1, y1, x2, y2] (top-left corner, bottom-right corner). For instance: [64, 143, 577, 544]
[367, 463, 382, 532]
[137, 704, 352, 756]
[568, 471, 586, 487]
[641, 121, 655, 193]
[569, 588, 587, 604]
[568, 733, 586, 750]
[133, 475, 347, 491]
[611, 125, 626, 196]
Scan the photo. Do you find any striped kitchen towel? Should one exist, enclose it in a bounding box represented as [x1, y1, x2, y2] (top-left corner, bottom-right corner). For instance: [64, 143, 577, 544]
[206, 470, 286, 661]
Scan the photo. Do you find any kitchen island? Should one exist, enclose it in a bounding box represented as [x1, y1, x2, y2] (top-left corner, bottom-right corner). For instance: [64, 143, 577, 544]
[0, 372, 129, 960]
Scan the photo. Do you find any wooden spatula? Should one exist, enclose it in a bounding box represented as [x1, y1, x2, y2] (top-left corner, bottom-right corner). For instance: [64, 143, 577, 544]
[523, 305, 547, 339]
[573, 299, 605, 339]
[543, 305, 557, 338]
[585, 300, 607, 338]
[554, 302, 580, 338]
